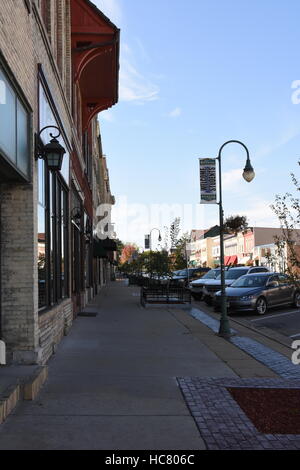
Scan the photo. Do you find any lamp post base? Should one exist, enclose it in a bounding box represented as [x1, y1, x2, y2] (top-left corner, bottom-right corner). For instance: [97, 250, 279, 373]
[218, 296, 232, 338]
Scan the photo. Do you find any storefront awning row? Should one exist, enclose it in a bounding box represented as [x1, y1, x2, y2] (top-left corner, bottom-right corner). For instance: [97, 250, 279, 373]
[93, 237, 117, 258]
[71, 0, 120, 130]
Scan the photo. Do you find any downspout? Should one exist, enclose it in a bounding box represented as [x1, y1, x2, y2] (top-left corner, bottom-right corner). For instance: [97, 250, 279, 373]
[0, 190, 6, 364]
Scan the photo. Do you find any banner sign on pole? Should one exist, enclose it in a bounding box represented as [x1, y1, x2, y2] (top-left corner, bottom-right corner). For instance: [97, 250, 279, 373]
[199, 158, 217, 204]
[144, 234, 150, 250]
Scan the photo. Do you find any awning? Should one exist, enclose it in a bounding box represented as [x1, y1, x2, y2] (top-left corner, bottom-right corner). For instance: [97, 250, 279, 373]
[93, 239, 108, 258]
[229, 255, 238, 265]
[224, 256, 231, 265]
[71, 0, 120, 130]
[93, 237, 117, 258]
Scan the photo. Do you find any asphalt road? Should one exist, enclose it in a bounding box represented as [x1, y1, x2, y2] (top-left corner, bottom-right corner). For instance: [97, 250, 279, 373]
[192, 298, 300, 341]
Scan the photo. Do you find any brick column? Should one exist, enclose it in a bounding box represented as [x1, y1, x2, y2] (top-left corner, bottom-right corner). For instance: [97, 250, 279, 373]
[0, 183, 41, 364]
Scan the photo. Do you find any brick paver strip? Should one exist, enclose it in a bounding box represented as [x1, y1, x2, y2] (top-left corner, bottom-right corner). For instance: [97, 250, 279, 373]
[180, 307, 300, 449]
[177, 377, 300, 450]
[188, 307, 300, 379]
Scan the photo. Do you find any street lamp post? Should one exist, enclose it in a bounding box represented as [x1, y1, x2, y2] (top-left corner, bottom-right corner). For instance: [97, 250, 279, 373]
[217, 140, 255, 338]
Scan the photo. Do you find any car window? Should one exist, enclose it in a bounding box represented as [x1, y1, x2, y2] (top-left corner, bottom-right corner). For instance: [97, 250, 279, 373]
[231, 275, 268, 288]
[268, 275, 279, 286]
[178, 270, 187, 276]
[202, 270, 218, 279]
[251, 267, 268, 273]
[278, 274, 288, 285]
[225, 269, 248, 280]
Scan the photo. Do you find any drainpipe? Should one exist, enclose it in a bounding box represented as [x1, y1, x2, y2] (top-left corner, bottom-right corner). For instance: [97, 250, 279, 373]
[0, 191, 6, 364]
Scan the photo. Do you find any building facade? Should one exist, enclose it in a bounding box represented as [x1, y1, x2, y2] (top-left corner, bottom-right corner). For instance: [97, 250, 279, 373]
[187, 226, 300, 271]
[0, 0, 119, 365]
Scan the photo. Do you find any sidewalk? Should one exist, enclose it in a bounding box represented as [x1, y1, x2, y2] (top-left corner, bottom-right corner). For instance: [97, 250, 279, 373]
[0, 280, 297, 450]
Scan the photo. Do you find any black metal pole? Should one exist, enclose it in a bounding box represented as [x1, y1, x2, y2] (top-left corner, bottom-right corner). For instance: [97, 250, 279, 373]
[217, 148, 231, 337]
[217, 140, 251, 338]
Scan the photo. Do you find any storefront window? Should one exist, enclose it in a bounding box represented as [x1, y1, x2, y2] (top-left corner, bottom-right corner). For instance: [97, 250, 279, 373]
[39, 84, 69, 184]
[0, 67, 29, 178]
[38, 160, 47, 308]
[0, 70, 16, 162]
[37, 78, 69, 311]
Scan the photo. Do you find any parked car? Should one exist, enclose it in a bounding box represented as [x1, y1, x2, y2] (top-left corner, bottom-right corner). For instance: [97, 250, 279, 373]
[171, 267, 210, 286]
[214, 272, 300, 315]
[188, 268, 221, 300]
[202, 266, 269, 305]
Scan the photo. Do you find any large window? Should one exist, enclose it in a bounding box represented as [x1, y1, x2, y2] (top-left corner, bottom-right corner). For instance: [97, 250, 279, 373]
[0, 64, 30, 180]
[37, 76, 70, 310]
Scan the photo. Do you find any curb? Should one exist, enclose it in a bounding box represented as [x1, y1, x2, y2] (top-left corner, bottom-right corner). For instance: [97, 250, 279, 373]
[0, 366, 48, 424]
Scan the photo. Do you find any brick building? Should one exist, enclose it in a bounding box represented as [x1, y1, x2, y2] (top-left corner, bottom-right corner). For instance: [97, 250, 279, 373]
[0, 0, 119, 364]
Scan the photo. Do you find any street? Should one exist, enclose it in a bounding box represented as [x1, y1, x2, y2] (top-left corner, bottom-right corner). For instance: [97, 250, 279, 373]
[192, 298, 300, 344]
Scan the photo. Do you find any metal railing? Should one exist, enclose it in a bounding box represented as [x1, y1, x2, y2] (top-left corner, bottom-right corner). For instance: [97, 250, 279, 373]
[140, 285, 191, 306]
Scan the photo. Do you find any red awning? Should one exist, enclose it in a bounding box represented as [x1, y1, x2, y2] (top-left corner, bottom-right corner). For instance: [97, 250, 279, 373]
[229, 255, 238, 265]
[224, 256, 231, 265]
[71, 0, 120, 130]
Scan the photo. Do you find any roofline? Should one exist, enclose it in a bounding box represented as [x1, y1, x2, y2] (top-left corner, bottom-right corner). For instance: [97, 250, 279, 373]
[84, 0, 120, 31]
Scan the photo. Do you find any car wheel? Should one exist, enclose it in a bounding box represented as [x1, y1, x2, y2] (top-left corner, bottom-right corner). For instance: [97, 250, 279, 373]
[292, 291, 300, 308]
[255, 297, 267, 315]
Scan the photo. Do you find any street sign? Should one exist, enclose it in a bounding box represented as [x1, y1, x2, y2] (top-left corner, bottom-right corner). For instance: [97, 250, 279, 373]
[199, 158, 217, 204]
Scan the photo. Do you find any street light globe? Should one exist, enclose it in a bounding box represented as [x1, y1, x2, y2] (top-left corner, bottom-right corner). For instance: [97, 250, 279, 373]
[243, 169, 255, 182]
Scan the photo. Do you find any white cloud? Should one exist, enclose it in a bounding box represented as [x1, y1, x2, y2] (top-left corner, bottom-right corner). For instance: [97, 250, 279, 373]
[100, 110, 115, 122]
[222, 168, 244, 190]
[167, 107, 182, 118]
[119, 44, 159, 104]
[256, 124, 300, 159]
[91, 2, 159, 105]
[243, 198, 279, 227]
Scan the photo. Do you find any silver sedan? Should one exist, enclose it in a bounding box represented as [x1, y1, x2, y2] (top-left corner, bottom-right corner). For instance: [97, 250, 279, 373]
[214, 272, 300, 315]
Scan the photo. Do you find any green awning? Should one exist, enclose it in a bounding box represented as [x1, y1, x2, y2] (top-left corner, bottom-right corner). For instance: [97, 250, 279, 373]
[93, 239, 108, 258]
[93, 237, 117, 258]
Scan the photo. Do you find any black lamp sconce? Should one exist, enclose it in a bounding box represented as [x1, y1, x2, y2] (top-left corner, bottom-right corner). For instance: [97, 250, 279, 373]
[71, 207, 82, 227]
[35, 126, 66, 171]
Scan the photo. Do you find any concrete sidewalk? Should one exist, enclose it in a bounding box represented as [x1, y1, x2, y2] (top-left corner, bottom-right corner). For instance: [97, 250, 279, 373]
[0, 280, 280, 450]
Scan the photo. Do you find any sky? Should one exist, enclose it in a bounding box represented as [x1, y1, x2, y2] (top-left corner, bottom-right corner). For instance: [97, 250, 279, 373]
[92, 0, 300, 250]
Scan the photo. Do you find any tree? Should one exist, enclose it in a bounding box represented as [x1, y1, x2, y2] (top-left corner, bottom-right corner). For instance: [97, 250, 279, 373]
[144, 250, 172, 278]
[170, 217, 181, 251]
[120, 244, 139, 264]
[270, 162, 300, 280]
[172, 232, 190, 270]
[115, 238, 125, 263]
[224, 215, 248, 235]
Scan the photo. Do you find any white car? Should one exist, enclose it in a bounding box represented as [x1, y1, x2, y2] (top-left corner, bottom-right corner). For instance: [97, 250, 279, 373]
[188, 268, 221, 300]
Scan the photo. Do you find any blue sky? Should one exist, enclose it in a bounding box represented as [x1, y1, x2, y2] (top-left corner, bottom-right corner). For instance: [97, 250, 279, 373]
[92, 0, 300, 249]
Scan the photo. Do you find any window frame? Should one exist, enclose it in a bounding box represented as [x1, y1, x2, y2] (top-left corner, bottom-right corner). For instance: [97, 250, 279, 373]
[37, 67, 70, 312]
[0, 51, 32, 182]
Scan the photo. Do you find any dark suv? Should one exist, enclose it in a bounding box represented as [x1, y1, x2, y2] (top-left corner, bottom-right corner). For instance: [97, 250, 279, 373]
[202, 266, 269, 305]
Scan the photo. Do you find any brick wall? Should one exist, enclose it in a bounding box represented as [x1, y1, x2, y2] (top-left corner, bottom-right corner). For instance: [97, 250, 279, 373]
[0, 0, 74, 364]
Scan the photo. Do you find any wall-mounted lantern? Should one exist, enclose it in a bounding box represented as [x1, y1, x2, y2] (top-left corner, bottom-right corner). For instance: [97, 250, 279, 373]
[71, 207, 82, 227]
[35, 125, 66, 171]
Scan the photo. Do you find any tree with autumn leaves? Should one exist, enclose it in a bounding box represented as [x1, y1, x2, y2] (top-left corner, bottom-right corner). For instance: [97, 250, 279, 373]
[120, 244, 139, 264]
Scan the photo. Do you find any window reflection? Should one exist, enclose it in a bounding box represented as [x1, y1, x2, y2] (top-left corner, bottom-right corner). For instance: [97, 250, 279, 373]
[0, 70, 16, 163]
[0, 68, 30, 178]
[38, 159, 46, 309]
